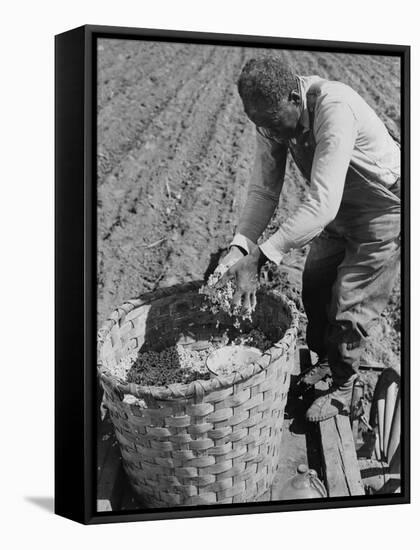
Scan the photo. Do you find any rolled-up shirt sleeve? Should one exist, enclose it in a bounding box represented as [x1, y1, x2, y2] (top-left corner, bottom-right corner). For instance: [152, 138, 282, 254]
[230, 131, 288, 253]
[260, 101, 357, 264]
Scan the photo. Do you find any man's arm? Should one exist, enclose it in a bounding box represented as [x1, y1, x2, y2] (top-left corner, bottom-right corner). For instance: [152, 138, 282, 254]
[229, 130, 288, 253]
[259, 101, 358, 264]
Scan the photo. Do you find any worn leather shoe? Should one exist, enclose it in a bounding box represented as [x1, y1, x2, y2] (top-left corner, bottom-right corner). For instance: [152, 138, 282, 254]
[297, 359, 331, 388]
[306, 375, 358, 422]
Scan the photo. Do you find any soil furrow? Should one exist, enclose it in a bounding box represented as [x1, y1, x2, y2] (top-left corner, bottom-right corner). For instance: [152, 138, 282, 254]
[97, 45, 217, 181]
[98, 46, 221, 242]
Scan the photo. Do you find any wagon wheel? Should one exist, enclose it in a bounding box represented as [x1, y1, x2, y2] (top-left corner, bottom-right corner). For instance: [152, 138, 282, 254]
[368, 368, 401, 489]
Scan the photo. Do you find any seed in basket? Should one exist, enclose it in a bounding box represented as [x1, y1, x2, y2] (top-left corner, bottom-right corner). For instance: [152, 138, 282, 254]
[109, 329, 272, 387]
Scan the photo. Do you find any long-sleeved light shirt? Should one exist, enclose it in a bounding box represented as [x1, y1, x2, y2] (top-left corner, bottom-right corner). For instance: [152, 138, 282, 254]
[230, 75, 400, 264]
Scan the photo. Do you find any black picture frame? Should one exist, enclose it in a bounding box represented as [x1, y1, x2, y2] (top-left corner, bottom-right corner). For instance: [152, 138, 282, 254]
[55, 24, 410, 525]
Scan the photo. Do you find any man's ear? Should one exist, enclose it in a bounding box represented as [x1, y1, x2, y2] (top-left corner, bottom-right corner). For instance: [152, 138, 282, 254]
[289, 90, 301, 105]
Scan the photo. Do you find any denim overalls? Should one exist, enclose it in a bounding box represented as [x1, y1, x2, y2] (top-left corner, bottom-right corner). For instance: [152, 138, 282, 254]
[293, 86, 401, 383]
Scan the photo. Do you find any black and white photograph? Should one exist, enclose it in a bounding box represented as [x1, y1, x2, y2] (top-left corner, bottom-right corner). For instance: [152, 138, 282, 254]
[4, 0, 420, 544]
[95, 33, 406, 514]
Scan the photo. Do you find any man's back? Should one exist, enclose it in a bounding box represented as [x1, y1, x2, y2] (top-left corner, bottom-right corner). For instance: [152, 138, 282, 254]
[306, 77, 400, 187]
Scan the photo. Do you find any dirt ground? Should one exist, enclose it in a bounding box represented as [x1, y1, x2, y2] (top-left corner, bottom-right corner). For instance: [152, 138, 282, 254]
[97, 39, 401, 371]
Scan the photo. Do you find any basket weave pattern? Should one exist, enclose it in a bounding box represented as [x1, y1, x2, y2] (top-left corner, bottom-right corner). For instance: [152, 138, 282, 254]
[98, 282, 299, 507]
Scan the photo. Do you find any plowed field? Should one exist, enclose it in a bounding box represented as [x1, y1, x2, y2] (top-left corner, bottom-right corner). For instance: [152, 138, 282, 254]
[97, 39, 401, 369]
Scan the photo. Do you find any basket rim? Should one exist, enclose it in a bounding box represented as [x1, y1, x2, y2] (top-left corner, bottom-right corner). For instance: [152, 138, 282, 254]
[97, 280, 299, 401]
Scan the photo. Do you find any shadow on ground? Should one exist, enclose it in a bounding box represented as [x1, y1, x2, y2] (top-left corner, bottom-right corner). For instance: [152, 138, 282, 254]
[25, 496, 54, 514]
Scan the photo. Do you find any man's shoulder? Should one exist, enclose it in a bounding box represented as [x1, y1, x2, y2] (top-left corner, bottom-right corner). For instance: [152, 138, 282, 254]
[307, 77, 358, 102]
[306, 79, 363, 136]
[298, 76, 357, 115]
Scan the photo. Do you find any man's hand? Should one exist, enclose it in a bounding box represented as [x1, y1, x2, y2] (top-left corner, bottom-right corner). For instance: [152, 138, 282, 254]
[216, 247, 268, 313]
[209, 246, 246, 285]
[219, 246, 246, 270]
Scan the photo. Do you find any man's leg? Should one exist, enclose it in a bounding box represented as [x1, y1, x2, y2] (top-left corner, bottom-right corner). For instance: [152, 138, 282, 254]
[300, 230, 345, 384]
[306, 219, 400, 422]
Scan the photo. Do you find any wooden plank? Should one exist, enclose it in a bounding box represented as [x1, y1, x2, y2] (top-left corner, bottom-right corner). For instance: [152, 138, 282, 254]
[319, 417, 350, 497]
[319, 415, 364, 497]
[313, 373, 364, 497]
[335, 415, 365, 495]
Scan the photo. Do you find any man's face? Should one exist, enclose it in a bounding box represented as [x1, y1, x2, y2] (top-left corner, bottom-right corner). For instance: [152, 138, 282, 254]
[245, 97, 301, 141]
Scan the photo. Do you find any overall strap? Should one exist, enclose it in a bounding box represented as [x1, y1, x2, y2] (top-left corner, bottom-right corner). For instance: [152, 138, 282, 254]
[306, 81, 322, 133]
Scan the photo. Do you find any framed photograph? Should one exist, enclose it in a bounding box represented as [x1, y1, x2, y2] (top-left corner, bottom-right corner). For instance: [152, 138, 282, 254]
[55, 25, 410, 524]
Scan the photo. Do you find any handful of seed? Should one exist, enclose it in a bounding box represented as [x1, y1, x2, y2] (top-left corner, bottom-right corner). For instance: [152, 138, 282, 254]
[199, 265, 256, 326]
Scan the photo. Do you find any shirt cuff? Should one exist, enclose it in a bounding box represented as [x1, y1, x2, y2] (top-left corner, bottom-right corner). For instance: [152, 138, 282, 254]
[259, 240, 284, 266]
[229, 233, 253, 254]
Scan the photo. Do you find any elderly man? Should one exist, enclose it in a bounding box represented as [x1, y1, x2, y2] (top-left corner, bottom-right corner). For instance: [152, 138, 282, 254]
[217, 57, 400, 422]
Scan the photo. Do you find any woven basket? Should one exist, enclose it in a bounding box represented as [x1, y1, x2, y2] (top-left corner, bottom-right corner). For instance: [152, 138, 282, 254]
[98, 281, 299, 508]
